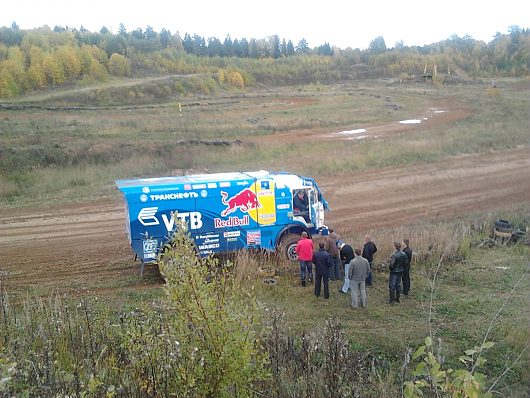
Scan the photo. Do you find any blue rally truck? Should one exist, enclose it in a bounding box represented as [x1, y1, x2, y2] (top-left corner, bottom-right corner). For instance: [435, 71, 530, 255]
[116, 170, 329, 271]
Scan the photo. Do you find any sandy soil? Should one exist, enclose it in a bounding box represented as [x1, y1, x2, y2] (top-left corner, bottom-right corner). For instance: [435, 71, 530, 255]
[1, 99, 529, 294]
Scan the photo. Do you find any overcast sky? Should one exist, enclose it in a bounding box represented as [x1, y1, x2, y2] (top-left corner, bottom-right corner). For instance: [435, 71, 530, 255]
[1, 0, 527, 49]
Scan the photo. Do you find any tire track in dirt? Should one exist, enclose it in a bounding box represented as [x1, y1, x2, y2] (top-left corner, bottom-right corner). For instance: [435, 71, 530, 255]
[0, 235, 134, 292]
[0, 202, 123, 244]
[0, 200, 134, 294]
[322, 147, 530, 233]
[251, 97, 472, 145]
[0, 148, 528, 294]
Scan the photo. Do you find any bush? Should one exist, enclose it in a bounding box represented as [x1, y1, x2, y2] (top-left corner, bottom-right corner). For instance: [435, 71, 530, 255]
[157, 221, 269, 397]
[404, 337, 494, 398]
[261, 311, 389, 397]
[108, 53, 130, 77]
[0, 223, 269, 397]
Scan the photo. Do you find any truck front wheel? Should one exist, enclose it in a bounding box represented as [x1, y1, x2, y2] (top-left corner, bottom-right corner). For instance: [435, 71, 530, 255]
[279, 233, 301, 262]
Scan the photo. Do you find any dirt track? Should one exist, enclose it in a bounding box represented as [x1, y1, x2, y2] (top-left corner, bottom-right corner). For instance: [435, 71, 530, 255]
[322, 147, 530, 233]
[252, 97, 473, 144]
[1, 102, 529, 294]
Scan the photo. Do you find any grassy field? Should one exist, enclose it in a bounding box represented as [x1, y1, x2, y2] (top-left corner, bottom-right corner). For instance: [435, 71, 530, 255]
[235, 208, 530, 395]
[1, 76, 529, 395]
[1, 78, 529, 207]
[1, 210, 528, 396]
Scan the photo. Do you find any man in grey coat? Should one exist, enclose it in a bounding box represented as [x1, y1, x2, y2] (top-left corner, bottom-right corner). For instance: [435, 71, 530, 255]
[348, 248, 371, 309]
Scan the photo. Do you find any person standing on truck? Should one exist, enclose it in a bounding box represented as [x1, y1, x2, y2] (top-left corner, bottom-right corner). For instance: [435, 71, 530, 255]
[388, 241, 407, 304]
[293, 190, 310, 222]
[295, 231, 314, 287]
[401, 238, 413, 296]
[348, 248, 371, 309]
[339, 241, 354, 294]
[326, 228, 341, 281]
[362, 234, 378, 286]
[313, 241, 333, 299]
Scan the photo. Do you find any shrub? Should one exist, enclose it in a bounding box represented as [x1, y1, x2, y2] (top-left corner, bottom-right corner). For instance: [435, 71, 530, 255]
[404, 337, 494, 398]
[261, 310, 384, 397]
[0, 222, 269, 397]
[156, 221, 269, 397]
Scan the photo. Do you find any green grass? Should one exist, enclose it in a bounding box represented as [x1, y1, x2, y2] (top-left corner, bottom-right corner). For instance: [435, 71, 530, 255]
[1, 76, 529, 395]
[1, 208, 528, 395]
[244, 219, 528, 397]
[2, 79, 528, 208]
[248, 236, 529, 393]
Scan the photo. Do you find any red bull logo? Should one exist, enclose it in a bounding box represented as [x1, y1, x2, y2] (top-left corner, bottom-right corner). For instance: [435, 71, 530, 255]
[220, 188, 261, 217]
[214, 215, 250, 228]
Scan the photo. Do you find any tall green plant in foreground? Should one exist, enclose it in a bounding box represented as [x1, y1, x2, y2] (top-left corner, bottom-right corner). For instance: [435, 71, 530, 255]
[404, 336, 493, 398]
[157, 222, 269, 397]
[403, 235, 529, 398]
[0, 225, 268, 397]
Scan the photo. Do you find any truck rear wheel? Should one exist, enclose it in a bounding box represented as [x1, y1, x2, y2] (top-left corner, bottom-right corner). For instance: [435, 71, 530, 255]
[279, 233, 301, 262]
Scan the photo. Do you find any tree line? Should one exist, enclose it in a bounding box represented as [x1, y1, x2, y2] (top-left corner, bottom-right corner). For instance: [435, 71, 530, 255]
[0, 22, 528, 98]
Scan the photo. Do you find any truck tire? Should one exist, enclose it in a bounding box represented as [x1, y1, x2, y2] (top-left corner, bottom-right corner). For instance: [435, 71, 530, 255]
[262, 277, 277, 286]
[279, 233, 301, 262]
[258, 265, 276, 277]
[493, 227, 512, 239]
[494, 227, 513, 234]
[494, 219, 512, 230]
[494, 225, 513, 233]
[512, 229, 527, 241]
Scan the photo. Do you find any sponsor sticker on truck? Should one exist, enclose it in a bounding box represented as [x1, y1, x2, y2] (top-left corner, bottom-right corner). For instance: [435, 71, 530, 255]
[142, 239, 158, 260]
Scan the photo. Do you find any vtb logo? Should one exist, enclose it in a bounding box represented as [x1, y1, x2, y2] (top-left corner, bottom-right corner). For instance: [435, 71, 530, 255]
[220, 188, 261, 217]
[138, 207, 159, 226]
[138, 207, 203, 230]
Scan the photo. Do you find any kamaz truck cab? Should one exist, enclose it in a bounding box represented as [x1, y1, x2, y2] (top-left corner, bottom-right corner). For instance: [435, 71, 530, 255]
[116, 170, 329, 272]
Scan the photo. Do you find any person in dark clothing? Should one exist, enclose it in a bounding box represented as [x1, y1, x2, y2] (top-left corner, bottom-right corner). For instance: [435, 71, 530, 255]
[388, 241, 407, 304]
[312, 242, 333, 299]
[326, 228, 341, 280]
[339, 241, 354, 294]
[293, 190, 310, 222]
[339, 241, 355, 266]
[362, 235, 378, 286]
[401, 238, 413, 296]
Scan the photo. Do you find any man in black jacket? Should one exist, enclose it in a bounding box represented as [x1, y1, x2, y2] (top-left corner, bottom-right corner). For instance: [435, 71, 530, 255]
[362, 235, 378, 286]
[313, 242, 333, 299]
[339, 241, 354, 294]
[401, 238, 413, 296]
[388, 241, 407, 304]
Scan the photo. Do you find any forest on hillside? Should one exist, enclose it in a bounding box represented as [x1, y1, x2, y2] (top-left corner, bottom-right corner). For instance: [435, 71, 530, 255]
[0, 22, 529, 97]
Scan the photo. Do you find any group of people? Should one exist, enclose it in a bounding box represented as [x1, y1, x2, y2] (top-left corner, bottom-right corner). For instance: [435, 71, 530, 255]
[294, 230, 413, 308]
